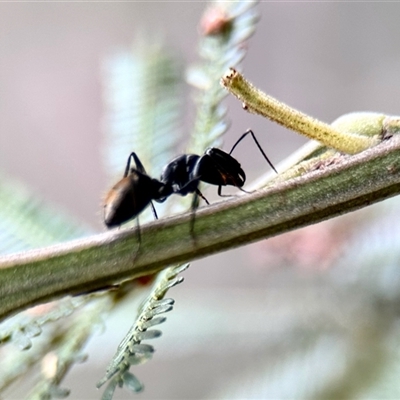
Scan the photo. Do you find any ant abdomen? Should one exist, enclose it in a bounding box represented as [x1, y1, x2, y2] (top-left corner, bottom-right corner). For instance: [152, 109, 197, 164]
[104, 171, 164, 228]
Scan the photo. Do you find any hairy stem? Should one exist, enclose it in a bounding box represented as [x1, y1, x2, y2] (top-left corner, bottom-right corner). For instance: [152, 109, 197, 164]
[221, 68, 380, 154]
[1, 135, 400, 322]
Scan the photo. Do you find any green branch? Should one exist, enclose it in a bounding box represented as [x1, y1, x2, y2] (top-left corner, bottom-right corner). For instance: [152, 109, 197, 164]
[1, 134, 400, 322]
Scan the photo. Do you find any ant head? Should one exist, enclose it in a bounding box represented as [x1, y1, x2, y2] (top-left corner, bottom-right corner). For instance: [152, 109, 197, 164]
[198, 148, 246, 188]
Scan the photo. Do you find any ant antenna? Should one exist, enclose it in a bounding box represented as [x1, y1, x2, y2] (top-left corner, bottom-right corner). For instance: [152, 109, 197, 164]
[229, 129, 277, 174]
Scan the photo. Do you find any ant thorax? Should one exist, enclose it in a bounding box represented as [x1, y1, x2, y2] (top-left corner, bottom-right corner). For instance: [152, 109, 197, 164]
[160, 154, 200, 196]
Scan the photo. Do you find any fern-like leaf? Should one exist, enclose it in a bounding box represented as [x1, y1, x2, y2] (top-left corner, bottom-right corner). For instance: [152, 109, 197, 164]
[0, 176, 101, 397]
[0, 176, 90, 255]
[97, 264, 189, 395]
[187, 0, 260, 153]
[101, 38, 183, 182]
[25, 295, 116, 400]
[0, 297, 87, 350]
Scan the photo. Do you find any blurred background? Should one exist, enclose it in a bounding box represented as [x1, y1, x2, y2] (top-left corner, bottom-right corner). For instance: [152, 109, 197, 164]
[1, 1, 400, 399]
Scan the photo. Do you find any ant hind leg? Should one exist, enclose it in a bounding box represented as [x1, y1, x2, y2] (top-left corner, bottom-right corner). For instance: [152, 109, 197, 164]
[132, 201, 158, 262]
[124, 152, 150, 177]
[131, 217, 142, 263]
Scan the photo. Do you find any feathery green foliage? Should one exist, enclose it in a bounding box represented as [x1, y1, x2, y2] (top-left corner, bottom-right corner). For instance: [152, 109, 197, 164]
[188, 0, 260, 153]
[0, 177, 96, 397]
[97, 265, 188, 397]
[0, 176, 90, 255]
[2, 1, 400, 399]
[102, 39, 183, 181]
[25, 295, 115, 400]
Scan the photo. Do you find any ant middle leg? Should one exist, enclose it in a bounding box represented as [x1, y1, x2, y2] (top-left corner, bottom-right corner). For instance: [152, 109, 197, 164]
[217, 185, 252, 197]
[189, 188, 209, 240]
[150, 201, 158, 219]
[195, 188, 210, 205]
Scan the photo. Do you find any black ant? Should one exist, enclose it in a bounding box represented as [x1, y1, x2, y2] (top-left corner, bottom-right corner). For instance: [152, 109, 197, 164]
[103, 129, 276, 230]
[103, 152, 170, 228]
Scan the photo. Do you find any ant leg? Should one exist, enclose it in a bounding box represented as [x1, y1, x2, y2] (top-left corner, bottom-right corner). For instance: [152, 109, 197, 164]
[218, 184, 251, 197]
[196, 188, 210, 205]
[131, 217, 142, 263]
[189, 188, 209, 239]
[217, 185, 228, 198]
[136, 218, 141, 244]
[150, 201, 159, 219]
[133, 201, 158, 261]
[229, 129, 277, 174]
[218, 185, 235, 198]
[123, 152, 149, 177]
[123, 153, 134, 177]
[126, 151, 157, 248]
[131, 152, 148, 174]
[190, 191, 199, 238]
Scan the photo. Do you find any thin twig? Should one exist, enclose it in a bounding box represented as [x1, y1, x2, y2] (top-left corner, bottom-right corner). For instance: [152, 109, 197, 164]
[220, 68, 381, 154]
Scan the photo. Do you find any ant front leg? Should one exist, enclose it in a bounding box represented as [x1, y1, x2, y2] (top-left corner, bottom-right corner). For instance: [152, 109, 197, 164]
[217, 185, 229, 197]
[217, 185, 233, 198]
[217, 185, 251, 197]
[229, 129, 277, 174]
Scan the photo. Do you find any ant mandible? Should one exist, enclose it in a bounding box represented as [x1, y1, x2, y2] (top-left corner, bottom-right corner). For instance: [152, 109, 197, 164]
[103, 129, 276, 229]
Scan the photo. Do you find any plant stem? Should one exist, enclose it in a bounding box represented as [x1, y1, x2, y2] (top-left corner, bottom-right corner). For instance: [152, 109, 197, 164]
[221, 68, 381, 154]
[1, 134, 400, 322]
